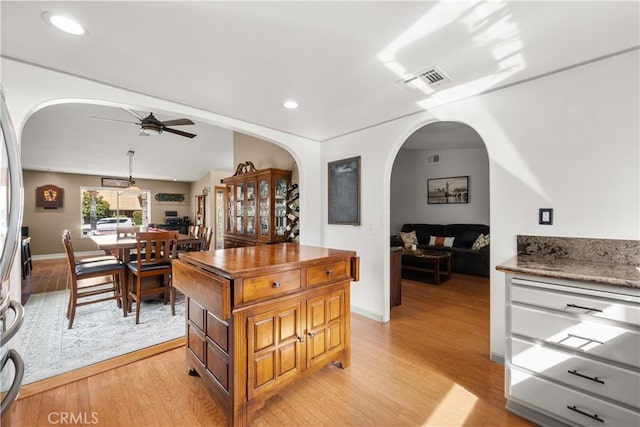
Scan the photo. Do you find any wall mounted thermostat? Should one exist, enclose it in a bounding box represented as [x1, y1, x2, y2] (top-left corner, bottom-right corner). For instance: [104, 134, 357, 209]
[539, 208, 553, 225]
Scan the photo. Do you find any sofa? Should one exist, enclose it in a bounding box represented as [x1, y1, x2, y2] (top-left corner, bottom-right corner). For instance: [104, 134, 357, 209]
[391, 223, 490, 277]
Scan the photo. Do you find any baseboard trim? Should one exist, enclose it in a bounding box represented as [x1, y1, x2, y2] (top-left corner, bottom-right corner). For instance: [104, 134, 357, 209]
[351, 306, 384, 322]
[17, 337, 185, 399]
[490, 352, 505, 365]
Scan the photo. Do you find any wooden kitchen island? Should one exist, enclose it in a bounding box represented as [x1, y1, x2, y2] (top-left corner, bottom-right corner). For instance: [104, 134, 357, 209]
[172, 243, 359, 426]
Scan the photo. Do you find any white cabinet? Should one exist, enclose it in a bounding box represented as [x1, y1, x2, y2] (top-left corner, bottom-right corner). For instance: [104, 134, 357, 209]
[505, 275, 640, 426]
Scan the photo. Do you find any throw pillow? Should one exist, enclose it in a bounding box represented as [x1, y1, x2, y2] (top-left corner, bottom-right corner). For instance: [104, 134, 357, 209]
[472, 233, 490, 250]
[400, 231, 418, 248]
[428, 235, 455, 247]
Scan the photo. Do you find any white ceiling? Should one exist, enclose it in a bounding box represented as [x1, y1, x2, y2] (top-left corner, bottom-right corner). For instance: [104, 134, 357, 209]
[2, 1, 638, 180]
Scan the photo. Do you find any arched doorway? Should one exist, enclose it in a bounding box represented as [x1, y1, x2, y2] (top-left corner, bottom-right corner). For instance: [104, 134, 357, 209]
[388, 120, 491, 347]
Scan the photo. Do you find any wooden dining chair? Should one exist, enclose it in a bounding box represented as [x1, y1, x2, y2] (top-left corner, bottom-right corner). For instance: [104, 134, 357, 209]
[199, 226, 213, 251]
[62, 231, 127, 329]
[126, 231, 178, 324]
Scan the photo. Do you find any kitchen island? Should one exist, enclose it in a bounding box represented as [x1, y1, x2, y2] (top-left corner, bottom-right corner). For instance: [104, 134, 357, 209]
[172, 243, 359, 426]
[497, 235, 639, 427]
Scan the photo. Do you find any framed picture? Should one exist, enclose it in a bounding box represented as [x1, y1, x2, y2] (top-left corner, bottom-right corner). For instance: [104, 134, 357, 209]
[328, 156, 361, 225]
[427, 176, 469, 204]
[36, 184, 63, 209]
[102, 177, 131, 188]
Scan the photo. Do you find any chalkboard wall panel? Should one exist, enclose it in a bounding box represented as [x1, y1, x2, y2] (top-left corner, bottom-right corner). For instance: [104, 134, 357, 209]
[328, 156, 360, 225]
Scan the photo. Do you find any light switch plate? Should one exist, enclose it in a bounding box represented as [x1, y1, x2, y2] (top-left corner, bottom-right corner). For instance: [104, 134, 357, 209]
[539, 208, 553, 225]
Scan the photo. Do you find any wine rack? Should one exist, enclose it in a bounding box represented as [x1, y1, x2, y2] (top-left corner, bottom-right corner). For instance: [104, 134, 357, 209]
[285, 182, 299, 241]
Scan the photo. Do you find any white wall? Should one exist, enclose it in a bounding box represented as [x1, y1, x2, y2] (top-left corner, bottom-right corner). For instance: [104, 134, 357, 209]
[391, 147, 489, 235]
[323, 50, 640, 358]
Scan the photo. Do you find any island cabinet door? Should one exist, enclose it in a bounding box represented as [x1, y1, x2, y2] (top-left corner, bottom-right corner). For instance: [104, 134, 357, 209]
[306, 288, 345, 368]
[246, 300, 303, 400]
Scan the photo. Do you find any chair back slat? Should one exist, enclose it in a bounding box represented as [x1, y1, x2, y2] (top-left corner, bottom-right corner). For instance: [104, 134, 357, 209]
[135, 231, 178, 266]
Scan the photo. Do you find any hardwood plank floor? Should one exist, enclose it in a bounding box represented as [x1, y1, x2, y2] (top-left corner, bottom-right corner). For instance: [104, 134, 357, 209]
[6, 263, 532, 426]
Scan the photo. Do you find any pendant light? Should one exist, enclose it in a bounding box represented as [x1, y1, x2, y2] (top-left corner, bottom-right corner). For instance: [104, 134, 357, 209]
[121, 150, 141, 195]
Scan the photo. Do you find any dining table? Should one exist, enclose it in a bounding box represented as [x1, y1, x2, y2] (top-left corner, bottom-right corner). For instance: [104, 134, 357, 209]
[89, 229, 203, 262]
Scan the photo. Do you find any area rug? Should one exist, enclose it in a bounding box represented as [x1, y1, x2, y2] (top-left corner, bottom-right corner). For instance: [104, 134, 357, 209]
[19, 289, 185, 384]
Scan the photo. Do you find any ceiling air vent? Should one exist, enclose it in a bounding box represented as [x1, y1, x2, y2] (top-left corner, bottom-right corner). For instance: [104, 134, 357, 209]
[427, 154, 440, 163]
[398, 66, 451, 94]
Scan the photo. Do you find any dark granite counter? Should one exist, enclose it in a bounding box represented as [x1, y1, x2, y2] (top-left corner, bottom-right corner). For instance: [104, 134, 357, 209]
[496, 235, 640, 288]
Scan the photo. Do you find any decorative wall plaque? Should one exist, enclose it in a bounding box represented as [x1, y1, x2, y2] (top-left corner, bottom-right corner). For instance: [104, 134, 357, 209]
[154, 193, 185, 202]
[36, 184, 64, 209]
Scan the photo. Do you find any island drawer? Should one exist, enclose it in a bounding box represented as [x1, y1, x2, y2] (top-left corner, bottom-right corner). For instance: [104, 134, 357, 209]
[508, 368, 640, 427]
[307, 260, 348, 287]
[511, 282, 640, 326]
[242, 269, 301, 302]
[511, 337, 640, 408]
[511, 305, 640, 368]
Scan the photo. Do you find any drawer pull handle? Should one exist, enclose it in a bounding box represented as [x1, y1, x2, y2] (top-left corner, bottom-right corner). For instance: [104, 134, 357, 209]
[566, 303, 603, 313]
[308, 331, 315, 338]
[272, 282, 281, 288]
[326, 270, 333, 275]
[297, 335, 304, 343]
[567, 369, 605, 384]
[566, 405, 604, 423]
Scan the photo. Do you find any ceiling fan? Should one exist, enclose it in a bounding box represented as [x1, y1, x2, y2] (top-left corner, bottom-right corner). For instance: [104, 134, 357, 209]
[91, 108, 197, 139]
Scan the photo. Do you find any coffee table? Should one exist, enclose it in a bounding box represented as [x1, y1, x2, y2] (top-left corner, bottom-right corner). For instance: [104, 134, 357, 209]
[401, 248, 452, 285]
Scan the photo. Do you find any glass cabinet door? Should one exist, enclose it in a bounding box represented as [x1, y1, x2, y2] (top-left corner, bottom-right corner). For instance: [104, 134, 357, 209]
[236, 183, 244, 233]
[274, 178, 288, 237]
[259, 178, 269, 236]
[226, 184, 234, 233]
[246, 180, 256, 235]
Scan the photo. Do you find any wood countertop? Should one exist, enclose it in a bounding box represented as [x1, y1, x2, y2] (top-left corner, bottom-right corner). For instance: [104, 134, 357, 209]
[177, 243, 358, 279]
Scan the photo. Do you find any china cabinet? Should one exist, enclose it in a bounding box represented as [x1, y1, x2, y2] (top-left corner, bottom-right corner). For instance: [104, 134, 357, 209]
[223, 166, 291, 248]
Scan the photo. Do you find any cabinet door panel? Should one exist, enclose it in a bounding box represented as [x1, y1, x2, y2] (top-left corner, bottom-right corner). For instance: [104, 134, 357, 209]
[306, 289, 345, 367]
[247, 301, 302, 399]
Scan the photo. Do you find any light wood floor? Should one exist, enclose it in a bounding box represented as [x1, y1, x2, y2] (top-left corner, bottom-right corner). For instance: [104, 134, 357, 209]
[6, 260, 532, 426]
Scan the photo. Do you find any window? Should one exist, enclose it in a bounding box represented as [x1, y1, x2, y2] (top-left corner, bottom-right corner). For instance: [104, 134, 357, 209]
[80, 187, 151, 237]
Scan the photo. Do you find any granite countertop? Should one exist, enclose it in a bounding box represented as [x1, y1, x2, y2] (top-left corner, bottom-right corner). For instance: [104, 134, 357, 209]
[496, 255, 640, 288]
[496, 235, 640, 288]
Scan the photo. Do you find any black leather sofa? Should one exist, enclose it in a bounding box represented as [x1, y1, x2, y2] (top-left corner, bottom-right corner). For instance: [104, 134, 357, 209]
[391, 223, 490, 277]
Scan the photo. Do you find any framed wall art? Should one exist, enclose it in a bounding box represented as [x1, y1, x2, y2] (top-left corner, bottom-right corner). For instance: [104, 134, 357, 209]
[427, 176, 469, 204]
[101, 177, 131, 188]
[328, 156, 361, 225]
[36, 184, 64, 209]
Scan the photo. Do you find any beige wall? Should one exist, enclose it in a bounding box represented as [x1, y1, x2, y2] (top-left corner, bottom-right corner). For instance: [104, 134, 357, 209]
[24, 170, 192, 255]
[27, 133, 300, 256]
[234, 132, 297, 175]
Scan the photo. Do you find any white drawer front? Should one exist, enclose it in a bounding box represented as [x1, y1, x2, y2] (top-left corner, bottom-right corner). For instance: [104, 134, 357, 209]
[509, 368, 640, 427]
[512, 284, 640, 326]
[511, 305, 640, 368]
[511, 337, 640, 409]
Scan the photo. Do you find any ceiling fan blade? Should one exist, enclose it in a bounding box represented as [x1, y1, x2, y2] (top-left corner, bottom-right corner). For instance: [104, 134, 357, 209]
[163, 127, 196, 139]
[122, 108, 145, 121]
[161, 118, 194, 127]
[90, 116, 136, 124]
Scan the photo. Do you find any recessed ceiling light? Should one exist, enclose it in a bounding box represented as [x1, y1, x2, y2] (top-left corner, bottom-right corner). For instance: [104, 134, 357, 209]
[42, 11, 86, 35]
[283, 100, 299, 109]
